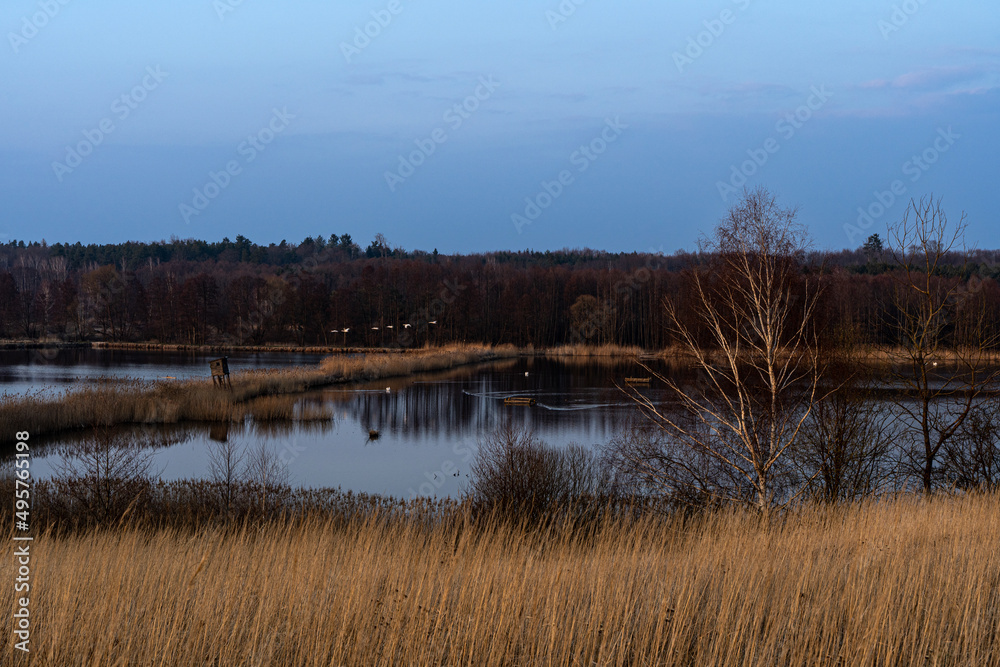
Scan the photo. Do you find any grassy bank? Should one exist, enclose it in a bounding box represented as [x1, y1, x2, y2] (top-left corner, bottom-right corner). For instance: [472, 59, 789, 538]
[0, 339, 483, 355]
[546, 343, 648, 357]
[0, 344, 517, 438]
[4, 492, 997, 665]
[91, 341, 408, 355]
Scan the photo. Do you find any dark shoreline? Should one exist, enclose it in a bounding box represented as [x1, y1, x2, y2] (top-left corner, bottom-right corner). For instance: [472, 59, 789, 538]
[0, 340, 411, 355]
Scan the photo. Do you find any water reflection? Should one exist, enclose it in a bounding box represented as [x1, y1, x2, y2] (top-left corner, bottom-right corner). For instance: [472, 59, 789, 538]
[25, 357, 663, 499]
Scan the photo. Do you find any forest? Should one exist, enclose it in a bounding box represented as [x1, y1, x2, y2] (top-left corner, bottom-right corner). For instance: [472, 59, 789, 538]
[1, 230, 999, 350]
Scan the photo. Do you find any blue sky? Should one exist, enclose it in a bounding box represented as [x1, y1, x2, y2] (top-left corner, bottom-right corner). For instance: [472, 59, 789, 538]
[1, 0, 997, 253]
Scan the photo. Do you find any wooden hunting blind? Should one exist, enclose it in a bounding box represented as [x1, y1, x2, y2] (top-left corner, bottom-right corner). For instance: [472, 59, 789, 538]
[210, 357, 231, 389]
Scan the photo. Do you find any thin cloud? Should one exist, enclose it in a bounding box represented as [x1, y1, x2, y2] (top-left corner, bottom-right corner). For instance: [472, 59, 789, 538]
[861, 64, 995, 91]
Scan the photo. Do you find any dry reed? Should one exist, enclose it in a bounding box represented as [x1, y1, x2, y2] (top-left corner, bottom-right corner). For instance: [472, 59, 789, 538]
[546, 343, 648, 358]
[4, 492, 998, 665]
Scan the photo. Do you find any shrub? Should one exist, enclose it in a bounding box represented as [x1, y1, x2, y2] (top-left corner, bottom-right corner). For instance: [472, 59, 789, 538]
[467, 424, 612, 522]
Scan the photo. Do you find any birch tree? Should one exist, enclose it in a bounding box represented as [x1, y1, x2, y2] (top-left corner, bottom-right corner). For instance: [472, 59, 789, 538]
[618, 187, 822, 515]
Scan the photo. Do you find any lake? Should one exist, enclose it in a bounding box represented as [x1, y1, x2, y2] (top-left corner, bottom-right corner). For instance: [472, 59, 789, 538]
[0, 348, 330, 397]
[4, 350, 665, 499]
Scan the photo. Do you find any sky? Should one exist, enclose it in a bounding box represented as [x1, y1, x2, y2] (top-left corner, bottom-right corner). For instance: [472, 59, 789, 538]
[0, 0, 997, 254]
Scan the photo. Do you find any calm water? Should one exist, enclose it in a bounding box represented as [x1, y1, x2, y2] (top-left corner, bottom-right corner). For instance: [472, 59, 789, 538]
[0, 348, 329, 397]
[6, 351, 663, 499]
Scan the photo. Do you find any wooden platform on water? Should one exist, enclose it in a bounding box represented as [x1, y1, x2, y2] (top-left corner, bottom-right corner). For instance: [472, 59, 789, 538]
[504, 396, 536, 406]
[624, 377, 652, 384]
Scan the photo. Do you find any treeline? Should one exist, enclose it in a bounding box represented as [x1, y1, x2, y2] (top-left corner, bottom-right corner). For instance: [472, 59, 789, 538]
[1, 233, 999, 349]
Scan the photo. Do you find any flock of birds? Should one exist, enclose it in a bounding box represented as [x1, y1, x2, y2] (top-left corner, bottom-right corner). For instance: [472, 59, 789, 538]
[331, 321, 437, 335]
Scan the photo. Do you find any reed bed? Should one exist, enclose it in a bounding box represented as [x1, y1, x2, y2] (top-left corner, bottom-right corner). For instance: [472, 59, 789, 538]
[90, 341, 396, 355]
[543, 345, 702, 370]
[846, 346, 1000, 366]
[545, 343, 648, 358]
[4, 492, 998, 665]
[0, 345, 517, 438]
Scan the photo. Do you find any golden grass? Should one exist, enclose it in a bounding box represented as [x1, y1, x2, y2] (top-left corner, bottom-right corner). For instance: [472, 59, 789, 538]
[546, 343, 648, 358]
[7, 492, 998, 665]
[844, 346, 1000, 366]
[0, 344, 517, 438]
[544, 344, 652, 369]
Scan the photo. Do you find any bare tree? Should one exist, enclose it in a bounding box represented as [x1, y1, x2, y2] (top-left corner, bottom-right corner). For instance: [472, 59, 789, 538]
[245, 440, 290, 516]
[791, 349, 898, 502]
[604, 417, 724, 510]
[620, 187, 822, 516]
[54, 427, 155, 523]
[943, 398, 1000, 491]
[207, 437, 245, 518]
[885, 196, 1000, 492]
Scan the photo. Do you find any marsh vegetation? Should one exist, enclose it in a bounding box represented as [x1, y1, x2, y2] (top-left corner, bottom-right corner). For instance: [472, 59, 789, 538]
[3, 490, 997, 665]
